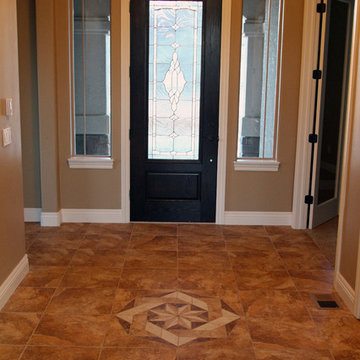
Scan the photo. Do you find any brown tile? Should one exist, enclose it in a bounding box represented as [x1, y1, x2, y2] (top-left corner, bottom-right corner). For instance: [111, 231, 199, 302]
[2, 288, 54, 313]
[270, 233, 319, 252]
[248, 317, 327, 350]
[20, 266, 67, 288]
[86, 223, 132, 235]
[104, 317, 173, 349]
[178, 269, 238, 294]
[21, 346, 100, 360]
[332, 350, 360, 359]
[222, 225, 266, 237]
[0, 345, 23, 360]
[178, 251, 231, 270]
[278, 249, 334, 271]
[46, 288, 115, 314]
[313, 316, 360, 350]
[265, 226, 307, 236]
[118, 268, 177, 290]
[178, 347, 255, 360]
[60, 267, 122, 288]
[132, 223, 177, 235]
[100, 348, 176, 360]
[25, 223, 41, 233]
[27, 248, 75, 266]
[289, 270, 334, 292]
[178, 224, 223, 237]
[58, 223, 88, 233]
[238, 290, 310, 321]
[30, 314, 110, 346]
[229, 249, 285, 271]
[178, 235, 226, 252]
[81, 233, 130, 250]
[255, 349, 333, 359]
[0, 313, 40, 345]
[71, 249, 126, 267]
[111, 289, 176, 313]
[225, 235, 274, 251]
[124, 250, 177, 269]
[129, 234, 177, 251]
[234, 269, 296, 290]
[30, 233, 83, 250]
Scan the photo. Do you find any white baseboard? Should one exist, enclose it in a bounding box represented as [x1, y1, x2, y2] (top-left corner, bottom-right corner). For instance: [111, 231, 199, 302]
[0, 255, 29, 310]
[61, 209, 125, 223]
[224, 211, 292, 226]
[24, 208, 41, 222]
[335, 272, 355, 313]
[41, 211, 62, 227]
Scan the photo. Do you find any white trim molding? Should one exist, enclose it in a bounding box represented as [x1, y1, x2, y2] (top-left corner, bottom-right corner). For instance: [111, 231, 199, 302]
[41, 211, 62, 227]
[233, 160, 280, 172]
[24, 208, 41, 222]
[61, 209, 125, 223]
[291, 0, 320, 229]
[215, 0, 231, 224]
[224, 211, 292, 226]
[67, 157, 114, 169]
[0, 255, 29, 310]
[335, 272, 355, 313]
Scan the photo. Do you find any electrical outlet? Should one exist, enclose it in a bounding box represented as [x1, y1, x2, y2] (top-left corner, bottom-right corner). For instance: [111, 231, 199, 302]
[2, 127, 12, 147]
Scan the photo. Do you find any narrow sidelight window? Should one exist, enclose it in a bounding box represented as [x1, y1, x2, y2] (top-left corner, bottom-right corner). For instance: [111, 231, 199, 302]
[72, 0, 111, 156]
[237, 0, 282, 159]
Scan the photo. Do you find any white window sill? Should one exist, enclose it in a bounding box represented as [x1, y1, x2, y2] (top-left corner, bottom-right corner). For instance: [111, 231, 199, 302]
[233, 159, 280, 172]
[68, 157, 114, 169]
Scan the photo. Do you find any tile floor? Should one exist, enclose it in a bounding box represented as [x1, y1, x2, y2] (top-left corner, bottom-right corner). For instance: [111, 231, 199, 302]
[307, 217, 339, 266]
[1, 223, 360, 359]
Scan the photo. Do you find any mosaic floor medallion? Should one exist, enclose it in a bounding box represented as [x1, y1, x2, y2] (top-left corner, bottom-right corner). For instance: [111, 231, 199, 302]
[115, 291, 241, 347]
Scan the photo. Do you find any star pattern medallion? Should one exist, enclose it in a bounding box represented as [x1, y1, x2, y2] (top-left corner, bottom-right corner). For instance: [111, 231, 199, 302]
[115, 291, 241, 347]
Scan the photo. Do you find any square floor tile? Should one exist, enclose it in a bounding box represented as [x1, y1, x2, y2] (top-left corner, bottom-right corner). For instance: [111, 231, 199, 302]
[46, 288, 115, 315]
[2, 287, 54, 313]
[30, 314, 110, 346]
[0, 313, 40, 345]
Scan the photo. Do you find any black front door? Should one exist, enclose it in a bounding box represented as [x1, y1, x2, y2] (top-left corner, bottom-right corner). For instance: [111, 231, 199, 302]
[130, 0, 222, 222]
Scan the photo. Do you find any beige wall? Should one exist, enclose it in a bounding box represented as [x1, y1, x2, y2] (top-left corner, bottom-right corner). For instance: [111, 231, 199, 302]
[225, 0, 304, 212]
[17, 0, 41, 209]
[0, 0, 26, 284]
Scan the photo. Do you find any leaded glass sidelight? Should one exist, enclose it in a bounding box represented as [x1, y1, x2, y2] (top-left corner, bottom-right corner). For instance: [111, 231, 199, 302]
[148, 1, 203, 160]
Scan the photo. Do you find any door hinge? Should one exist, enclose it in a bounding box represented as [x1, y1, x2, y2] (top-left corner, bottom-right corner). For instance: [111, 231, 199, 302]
[305, 195, 314, 205]
[308, 134, 318, 144]
[129, 190, 131, 200]
[129, 0, 131, 14]
[129, 129, 132, 140]
[129, 66, 131, 78]
[313, 70, 322, 80]
[317, 3, 326, 13]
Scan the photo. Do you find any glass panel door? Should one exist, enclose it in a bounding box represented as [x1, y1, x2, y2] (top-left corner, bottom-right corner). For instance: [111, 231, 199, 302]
[148, 1, 203, 160]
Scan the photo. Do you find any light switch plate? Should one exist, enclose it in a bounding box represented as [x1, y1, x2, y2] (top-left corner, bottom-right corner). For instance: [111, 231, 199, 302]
[5, 98, 13, 117]
[2, 127, 12, 147]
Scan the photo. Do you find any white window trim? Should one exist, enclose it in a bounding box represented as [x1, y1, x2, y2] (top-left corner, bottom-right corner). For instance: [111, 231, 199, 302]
[68, 156, 114, 169]
[233, 159, 280, 172]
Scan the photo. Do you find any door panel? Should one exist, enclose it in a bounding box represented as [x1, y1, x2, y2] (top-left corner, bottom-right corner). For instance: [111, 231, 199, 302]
[312, 0, 353, 228]
[130, 0, 222, 222]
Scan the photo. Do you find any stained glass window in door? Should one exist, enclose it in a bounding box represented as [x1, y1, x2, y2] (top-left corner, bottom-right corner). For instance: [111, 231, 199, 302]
[148, 1, 203, 160]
